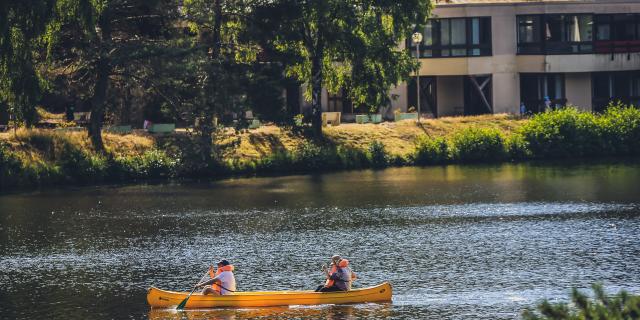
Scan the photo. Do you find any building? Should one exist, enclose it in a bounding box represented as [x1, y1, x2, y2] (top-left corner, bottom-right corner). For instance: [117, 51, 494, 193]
[305, 0, 640, 119]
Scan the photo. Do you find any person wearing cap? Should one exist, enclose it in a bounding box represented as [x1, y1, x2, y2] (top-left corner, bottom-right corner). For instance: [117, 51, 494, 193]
[195, 259, 236, 295]
[315, 255, 357, 292]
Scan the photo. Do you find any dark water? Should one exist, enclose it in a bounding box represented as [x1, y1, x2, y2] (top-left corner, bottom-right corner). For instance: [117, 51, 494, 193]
[1, 162, 640, 319]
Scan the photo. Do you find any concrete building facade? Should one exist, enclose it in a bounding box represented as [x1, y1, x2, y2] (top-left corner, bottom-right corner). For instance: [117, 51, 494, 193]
[305, 0, 640, 119]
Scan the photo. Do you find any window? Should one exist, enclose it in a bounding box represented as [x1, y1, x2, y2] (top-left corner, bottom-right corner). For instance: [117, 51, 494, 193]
[520, 74, 566, 113]
[613, 15, 637, 41]
[592, 71, 640, 111]
[518, 16, 542, 54]
[518, 14, 593, 54]
[594, 14, 640, 54]
[410, 17, 491, 58]
[327, 89, 352, 113]
[595, 15, 611, 41]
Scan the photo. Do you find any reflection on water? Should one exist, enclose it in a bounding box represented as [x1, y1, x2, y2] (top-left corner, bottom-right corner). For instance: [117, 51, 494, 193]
[148, 304, 392, 320]
[1, 161, 640, 319]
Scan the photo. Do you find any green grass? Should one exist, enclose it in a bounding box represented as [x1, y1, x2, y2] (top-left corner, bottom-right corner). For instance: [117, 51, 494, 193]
[1, 105, 639, 190]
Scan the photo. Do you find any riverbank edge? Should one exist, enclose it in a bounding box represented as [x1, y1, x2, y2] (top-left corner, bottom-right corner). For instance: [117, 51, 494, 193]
[4, 156, 640, 196]
[1, 106, 639, 192]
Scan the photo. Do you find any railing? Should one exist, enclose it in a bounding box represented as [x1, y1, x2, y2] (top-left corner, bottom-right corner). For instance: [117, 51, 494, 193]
[594, 40, 640, 54]
[518, 40, 640, 55]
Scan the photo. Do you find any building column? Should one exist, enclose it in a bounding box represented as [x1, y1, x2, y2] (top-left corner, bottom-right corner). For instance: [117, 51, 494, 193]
[565, 72, 593, 111]
[492, 72, 520, 114]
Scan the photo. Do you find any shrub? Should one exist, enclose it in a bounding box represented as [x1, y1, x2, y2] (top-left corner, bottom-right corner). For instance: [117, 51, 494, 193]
[450, 127, 507, 162]
[522, 284, 640, 320]
[293, 141, 326, 171]
[598, 103, 640, 155]
[0, 142, 24, 189]
[289, 141, 338, 171]
[58, 143, 109, 183]
[256, 151, 293, 173]
[367, 141, 389, 169]
[111, 150, 177, 180]
[413, 136, 449, 165]
[505, 134, 531, 160]
[518, 107, 602, 158]
[336, 146, 368, 170]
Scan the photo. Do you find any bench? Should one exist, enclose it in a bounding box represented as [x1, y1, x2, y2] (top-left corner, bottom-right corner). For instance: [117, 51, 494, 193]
[355, 114, 383, 124]
[394, 112, 418, 122]
[104, 125, 133, 134]
[148, 123, 175, 134]
[321, 112, 341, 127]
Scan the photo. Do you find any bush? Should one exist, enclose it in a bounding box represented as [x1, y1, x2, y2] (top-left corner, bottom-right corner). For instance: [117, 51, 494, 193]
[367, 141, 389, 169]
[505, 134, 531, 160]
[0, 142, 24, 189]
[336, 146, 368, 170]
[598, 103, 640, 155]
[450, 127, 507, 163]
[413, 136, 449, 165]
[256, 151, 293, 173]
[57, 142, 109, 183]
[522, 284, 640, 320]
[113, 150, 177, 180]
[518, 107, 603, 158]
[293, 141, 325, 170]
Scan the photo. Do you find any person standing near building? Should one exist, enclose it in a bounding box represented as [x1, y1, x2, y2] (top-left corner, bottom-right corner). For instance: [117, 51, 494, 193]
[544, 96, 552, 112]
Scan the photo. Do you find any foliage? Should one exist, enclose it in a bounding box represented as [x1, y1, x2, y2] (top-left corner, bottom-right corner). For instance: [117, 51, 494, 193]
[253, 0, 432, 136]
[522, 284, 640, 320]
[518, 108, 600, 158]
[450, 127, 507, 163]
[367, 141, 389, 168]
[413, 135, 449, 165]
[505, 133, 531, 160]
[0, 0, 57, 126]
[112, 149, 177, 180]
[598, 102, 640, 155]
[3, 106, 640, 191]
[518, 105, 640, 159]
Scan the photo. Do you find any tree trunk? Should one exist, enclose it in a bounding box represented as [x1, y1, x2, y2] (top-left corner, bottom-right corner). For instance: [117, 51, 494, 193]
[198, 111, 214, 165]
[87, 8, 112, 152]
[88, 56, 110, 152]
[311, 53, 323, 139]
[196, 0, 223, 165]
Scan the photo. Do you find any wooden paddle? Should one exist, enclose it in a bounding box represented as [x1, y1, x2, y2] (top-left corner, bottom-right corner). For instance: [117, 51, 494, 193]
[176, 268, 210, 310]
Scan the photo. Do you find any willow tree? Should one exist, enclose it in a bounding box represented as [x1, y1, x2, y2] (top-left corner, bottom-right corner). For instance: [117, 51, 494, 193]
[0, 0, 57, 127]
[253, 0, 432, 138]
[49, 0, 183, 151]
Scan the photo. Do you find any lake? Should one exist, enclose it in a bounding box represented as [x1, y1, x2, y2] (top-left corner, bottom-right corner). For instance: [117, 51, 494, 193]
[1, 161, 639, 319]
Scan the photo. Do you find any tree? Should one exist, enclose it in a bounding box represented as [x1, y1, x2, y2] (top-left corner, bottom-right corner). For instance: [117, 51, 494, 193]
[253, 0, 432, 138]
[179, 0, 263, 164]
[523, 284, 640, 320]
[49, 0, 184, 151]
[0, 0, 58, 127]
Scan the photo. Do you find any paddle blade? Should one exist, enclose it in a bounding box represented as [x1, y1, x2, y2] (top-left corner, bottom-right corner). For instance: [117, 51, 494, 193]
[176, 297, 189, 310]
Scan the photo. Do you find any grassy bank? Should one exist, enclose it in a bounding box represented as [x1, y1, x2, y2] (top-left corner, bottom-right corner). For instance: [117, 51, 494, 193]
[1, 106, 639, 190]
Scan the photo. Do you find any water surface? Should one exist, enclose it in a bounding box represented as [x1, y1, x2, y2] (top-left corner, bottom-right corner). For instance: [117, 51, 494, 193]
[1, 162, 639, 319]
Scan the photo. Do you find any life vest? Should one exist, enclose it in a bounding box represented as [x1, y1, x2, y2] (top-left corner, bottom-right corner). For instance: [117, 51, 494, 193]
[324, 259, 349, 287]
[209, 265, 234, 294]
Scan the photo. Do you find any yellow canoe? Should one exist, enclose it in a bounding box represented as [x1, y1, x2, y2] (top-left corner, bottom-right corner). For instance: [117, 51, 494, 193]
[147, 282, 392, 308]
